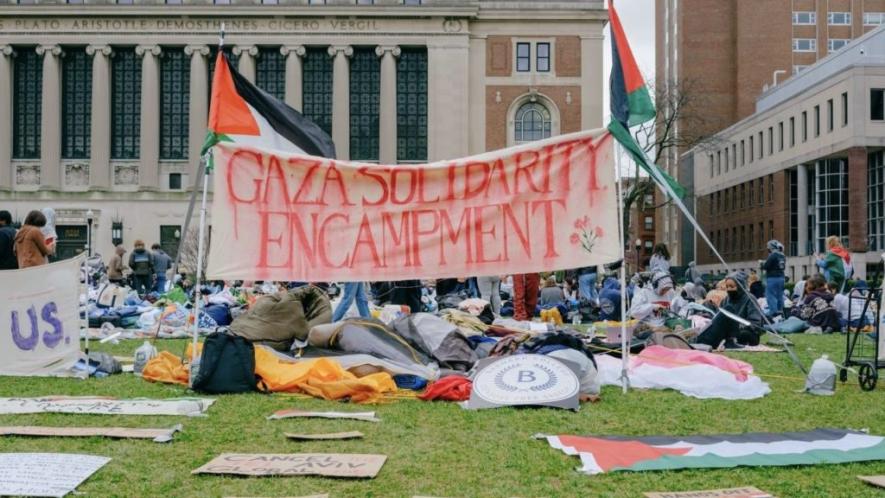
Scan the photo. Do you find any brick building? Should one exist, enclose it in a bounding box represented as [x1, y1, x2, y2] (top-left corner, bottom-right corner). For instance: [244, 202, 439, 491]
[0, 0, 606, 260]
[688, 26, 885, 281]
[657, 0, 885, 266]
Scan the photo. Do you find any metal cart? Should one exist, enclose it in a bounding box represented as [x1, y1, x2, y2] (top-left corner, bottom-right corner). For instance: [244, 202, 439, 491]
[840, 286, 883, 391]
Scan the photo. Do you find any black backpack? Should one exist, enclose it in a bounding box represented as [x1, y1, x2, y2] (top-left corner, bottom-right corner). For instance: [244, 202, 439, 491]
[192, 331, 259, 394]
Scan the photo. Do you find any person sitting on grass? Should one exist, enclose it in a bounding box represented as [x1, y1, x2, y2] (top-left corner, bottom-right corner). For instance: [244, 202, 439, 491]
[696, 271, 764, 349]
[791, 275, 840, 333]
[538, 276, 566, 325]
[629, 271, 676, 331]
[598, 277, 623, 322]
[833, 280, 875, 331]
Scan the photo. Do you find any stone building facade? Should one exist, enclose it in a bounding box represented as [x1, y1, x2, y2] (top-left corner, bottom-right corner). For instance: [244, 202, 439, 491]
[0, 0, 606, 261]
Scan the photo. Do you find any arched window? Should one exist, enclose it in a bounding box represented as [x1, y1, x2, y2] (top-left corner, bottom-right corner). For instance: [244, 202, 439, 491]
[514, 102, 551, 144]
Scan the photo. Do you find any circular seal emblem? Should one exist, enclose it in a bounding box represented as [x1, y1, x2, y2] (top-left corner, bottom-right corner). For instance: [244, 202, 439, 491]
[472, 354, 580, 406]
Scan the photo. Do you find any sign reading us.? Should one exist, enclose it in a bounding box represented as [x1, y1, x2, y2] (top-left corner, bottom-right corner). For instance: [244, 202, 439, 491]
[206, 129, 619, 282]
[0, 256, 83, 377]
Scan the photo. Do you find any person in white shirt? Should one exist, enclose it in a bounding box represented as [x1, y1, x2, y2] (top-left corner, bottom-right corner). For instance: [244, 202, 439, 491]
[629, 271, 676, 328]
[833, 280, 875, 330]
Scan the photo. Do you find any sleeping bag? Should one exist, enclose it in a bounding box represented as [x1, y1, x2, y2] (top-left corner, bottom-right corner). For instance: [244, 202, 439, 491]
[229, 285, 332, 351]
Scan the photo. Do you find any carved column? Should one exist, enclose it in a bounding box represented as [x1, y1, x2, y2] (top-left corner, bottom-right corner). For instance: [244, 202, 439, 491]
[185, 45, 209, 180]
[87, 44, 112, 190]
[281, 45, 305, 111]
[376, 45, 400, 164]
[37, 44, 62, 190]
[328, 45, 352, 160]
[136, 45, 161, 190]
[0, 46, 12, 191]
[233, 45, 257, 82]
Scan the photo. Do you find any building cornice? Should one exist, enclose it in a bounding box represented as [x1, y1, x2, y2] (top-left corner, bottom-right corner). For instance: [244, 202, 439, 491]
[0, 6, 480, 18]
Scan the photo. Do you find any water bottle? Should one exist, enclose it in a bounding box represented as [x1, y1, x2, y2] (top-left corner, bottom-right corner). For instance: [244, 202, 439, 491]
[133, 340, 157, 375]
[572, 312, 581, 326]
[805, 354, 836, 396]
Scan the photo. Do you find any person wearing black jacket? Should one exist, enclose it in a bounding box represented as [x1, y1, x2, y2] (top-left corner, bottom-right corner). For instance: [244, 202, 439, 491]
[696, 271, 764, 349]
[0, 211, 17, 270]
[763, 240, 786, 317]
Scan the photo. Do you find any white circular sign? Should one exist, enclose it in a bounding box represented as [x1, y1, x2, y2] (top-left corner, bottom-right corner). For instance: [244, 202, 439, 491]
[472, 354, 580, 406]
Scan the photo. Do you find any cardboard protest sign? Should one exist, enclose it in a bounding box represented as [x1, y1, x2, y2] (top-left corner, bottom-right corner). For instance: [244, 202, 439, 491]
[0, 424, 181, 443]
[467, 355, 580, 410]
[858, 475, 885, 488]
[0, 256, 84, 377]
[207, 129, 619, 281]
[0, 397, 215, 416]
[285, 431, 364, 441]
[267, 409, 380, 422]
[0, 453, 110, 497]
[193, 453, 386, 478]
[644, 488, 773, 498]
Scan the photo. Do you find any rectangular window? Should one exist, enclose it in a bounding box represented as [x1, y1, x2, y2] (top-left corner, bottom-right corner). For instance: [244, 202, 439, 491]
[749, 136, 754, 163]
[165, 0, 182, 3]
[168, 173, 182, 190]
[516, 42, 530, 72]
[872, 89, 885, 121]
[802, 111, 808, 140]
[13, 47, 41, 159]
[841, 92, 848, 126]
[262, 0, 280, 3]
[869, 151, 885, 251]
[644, 216, 653, 230]
[740, 184, 745, 209]
[758, 131, 763, 159]
[536, 42, 550, 72]
[403, 0, 422, 4]
[789, 117, 795, 146]
[792, 11, 816, 25]
[644, 193, 654, 207]
[769, 220, 774, 241]
[356, 0, 374, 4]
[111, 47, 141, 160]
[308, 0, 325, 4]
[724, 148, 729, 173]
[768, 127, 773, 155]
[349, 47, 380, 162]
[769, 174, 775, 202]
[62, 47, 92, 160]
[827, 12, 851, 25]
[828, 39, 850, 53]
[864, 12, 885, 26]
[815, 158, 849, 252]
[709, 155, 714, 178]
[760, 178, 765, 206]
[814, 105, 820, 136]
[397, 47, 428, 162]
[214, 0, 231, 3]
[749, 181, 755, 206]
[740, 140, 745, 165]
[302, 47, 333, 136]
[778, 122, 784, 151]
[732, 187, 736, 210]
[732, 144, 737, 169]
[160, 48, 190, 160]
[716, 151, 721, 175]
[159, 225, 181, 260]
[827, 98, 834, 131]
[792, 39, 817, 52]
[255, 47, 286, 101]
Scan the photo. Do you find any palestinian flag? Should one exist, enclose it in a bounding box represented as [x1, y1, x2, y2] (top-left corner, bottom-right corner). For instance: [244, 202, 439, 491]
[606, 0, 685, 198]
[204, 51, 336, 162]
[543, 429, 885, 475]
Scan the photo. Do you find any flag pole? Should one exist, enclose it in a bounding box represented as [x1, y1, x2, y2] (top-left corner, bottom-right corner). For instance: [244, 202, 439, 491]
[614, 142, 630, 394]
[188, 22, 224, 386]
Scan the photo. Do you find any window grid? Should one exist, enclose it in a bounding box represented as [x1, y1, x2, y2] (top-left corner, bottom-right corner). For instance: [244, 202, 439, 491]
[13, 47, 41, 159]
[792, 12, 816, 25]
[396, 47, 427, 162]
[516, 42, 530, 72]
[160, 48, 190, 160]
[828, 39, 850, 53]
[789, 169, 798, 256]
[815, 158, 849, 252]
[62, 47, 92, 160]
[514, 102, 551, 144]
[255, 47, 286, 101]
[870, 152, 885, 251]
[864, 12, 885, 25]
[302, 47, 332, 136]
[111, 47, 141, 160]
[827, 12, 851, 25]
[536, 42, 550, 72]
[349, 47, 380, 161]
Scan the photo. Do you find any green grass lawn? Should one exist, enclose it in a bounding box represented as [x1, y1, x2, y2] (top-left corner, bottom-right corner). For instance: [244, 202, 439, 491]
[2, 334, 884, 497]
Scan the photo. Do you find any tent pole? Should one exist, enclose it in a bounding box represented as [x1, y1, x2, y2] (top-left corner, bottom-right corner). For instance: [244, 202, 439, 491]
[614, 142, 630, 394]
[189, 156, 211, 387]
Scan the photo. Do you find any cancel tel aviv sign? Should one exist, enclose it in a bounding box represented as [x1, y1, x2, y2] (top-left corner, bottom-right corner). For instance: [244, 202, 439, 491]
[467, 354, 580, 410]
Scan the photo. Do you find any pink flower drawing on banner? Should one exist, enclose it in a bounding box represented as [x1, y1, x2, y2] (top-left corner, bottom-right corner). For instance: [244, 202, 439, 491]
[570, 216, 604, 254]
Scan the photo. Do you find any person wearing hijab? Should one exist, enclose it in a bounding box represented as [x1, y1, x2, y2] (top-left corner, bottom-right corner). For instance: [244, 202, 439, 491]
[696, 271, 764, 349]
[598, 277, 622, 321]
[684, 261, 701, 284]
[763, 239, 786, 316]
[628, 271, 676, 328]
[816, 236, 852, 292]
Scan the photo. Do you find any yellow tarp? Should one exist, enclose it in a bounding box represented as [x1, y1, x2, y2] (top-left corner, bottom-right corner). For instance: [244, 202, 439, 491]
[141, 343, 397, 404]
